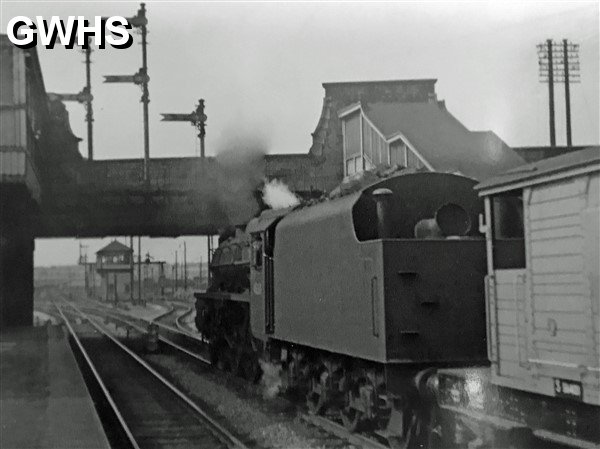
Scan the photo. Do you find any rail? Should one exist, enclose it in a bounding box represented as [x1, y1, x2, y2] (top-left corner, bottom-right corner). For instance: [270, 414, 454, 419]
[57, 300, 247, 449]
[78, 302, 211, 364]
[55, 303, 141, 449]
[59, 296, 396, 449]
[174, 305, 196, 334]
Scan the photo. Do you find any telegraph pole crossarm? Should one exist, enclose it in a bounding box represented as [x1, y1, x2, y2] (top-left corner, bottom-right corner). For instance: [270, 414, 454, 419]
[537, 38, 580, 147]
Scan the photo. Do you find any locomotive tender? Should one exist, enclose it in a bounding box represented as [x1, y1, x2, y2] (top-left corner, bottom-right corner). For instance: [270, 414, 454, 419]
[197, 170, 489, 447]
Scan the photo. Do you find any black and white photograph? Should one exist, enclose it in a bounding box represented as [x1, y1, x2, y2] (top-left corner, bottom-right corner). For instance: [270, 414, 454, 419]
[0, 1, 599, 448]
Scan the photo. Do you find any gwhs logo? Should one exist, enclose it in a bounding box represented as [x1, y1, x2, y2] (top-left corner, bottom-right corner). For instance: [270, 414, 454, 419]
[7, 16, 134, 49]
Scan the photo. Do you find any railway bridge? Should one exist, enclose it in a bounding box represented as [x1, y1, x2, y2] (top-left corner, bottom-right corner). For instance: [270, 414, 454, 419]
[0, 39, 272, 327]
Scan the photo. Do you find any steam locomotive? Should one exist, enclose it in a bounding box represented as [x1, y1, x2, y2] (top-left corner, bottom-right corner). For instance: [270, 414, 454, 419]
[196, 170, 489, 447]
[195, 149, 600, 448]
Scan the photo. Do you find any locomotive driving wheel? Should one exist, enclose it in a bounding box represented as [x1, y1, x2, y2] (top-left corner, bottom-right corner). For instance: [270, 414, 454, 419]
[212, 338, 234, 372]
[340, 398, 362, 432]
[386, 368, 440, 449]
[306, 389, 328, 415]
[339, 375, 378, 433]
[239, 352, 261, 383]
[306, 367, 330, 415]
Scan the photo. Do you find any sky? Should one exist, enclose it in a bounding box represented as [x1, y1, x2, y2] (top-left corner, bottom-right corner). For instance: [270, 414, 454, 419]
[1, 1, 598, 266]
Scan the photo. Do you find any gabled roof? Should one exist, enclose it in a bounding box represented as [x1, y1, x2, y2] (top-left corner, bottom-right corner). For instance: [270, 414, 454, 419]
[323, 78, 437, 88]
[476, 146, 600, 194]
[345, 101, 525, 180]
[96, 240, 132, 254]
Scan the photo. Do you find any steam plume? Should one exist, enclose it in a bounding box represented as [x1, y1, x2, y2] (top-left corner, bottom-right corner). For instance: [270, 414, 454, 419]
[262, 179, 300, 210]
[259, 359, 283, 399]
[214, 131, 268, 225]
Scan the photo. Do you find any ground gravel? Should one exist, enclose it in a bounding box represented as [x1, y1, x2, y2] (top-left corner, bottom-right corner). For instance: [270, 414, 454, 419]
[145, 355, 346, 448]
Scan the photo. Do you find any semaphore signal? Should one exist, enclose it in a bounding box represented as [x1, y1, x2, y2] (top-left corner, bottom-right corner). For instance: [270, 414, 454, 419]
[161, 99, 208, 158]
[48, 40, 94, 160]
[103, 3, 150, 184]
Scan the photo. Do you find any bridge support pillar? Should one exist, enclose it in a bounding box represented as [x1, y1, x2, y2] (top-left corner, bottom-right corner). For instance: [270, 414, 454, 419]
[0, 191, 35, 328]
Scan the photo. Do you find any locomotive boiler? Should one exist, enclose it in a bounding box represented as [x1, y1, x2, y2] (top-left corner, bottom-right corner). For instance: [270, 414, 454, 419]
[196, 170, 488, 447]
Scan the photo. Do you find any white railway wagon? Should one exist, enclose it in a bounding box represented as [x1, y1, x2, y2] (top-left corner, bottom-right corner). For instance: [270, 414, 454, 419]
[436, 147, 599, 449]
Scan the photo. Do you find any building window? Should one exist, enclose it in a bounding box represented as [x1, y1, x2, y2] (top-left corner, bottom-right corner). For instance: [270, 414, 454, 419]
[346, 159, 354, 175]
[344, 112, 361, 176]
[363, 119, 373, 162]
[346, 156, 362, 175]
[406, 149, 424, 169]
[390, 141, 406, 166]
[345, 111, 431, 176]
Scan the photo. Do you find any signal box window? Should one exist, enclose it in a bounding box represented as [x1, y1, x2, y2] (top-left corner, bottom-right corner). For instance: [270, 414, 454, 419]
[492, 191, 525, 269]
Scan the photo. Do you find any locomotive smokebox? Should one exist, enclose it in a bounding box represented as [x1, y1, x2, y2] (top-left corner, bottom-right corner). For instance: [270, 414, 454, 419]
[372, 188, 394, 239]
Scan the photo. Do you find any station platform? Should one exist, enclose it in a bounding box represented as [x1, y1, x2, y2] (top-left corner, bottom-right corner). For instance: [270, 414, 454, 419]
[1, 324, 110, 448]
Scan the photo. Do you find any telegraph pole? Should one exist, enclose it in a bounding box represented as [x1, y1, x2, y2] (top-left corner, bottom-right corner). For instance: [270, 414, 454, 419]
[140, 3, 150, 183]
[562, 39, 580, 146]
[207, 236, 212, 283]
[79, 243, 89, 295]
[174, 251, 178, 292]
[161, 100, 210, 275]
[563, 39, 571, 147]
[538, 39, 580, 147]
[138, 236, 142, 304]
[547, 39, 556, 147]
[129, 236, 134, 302]
[183, 241, 187, 291]
[84, 43, 93, 159]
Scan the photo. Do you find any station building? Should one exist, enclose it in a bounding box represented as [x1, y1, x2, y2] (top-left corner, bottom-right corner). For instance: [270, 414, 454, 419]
[265, 79, 525, 196]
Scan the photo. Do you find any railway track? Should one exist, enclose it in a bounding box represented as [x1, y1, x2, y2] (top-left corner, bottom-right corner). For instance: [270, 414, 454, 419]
[60, 297, 389, 448]
[55, 301, 247, 449]
[84, 302, 211, 363]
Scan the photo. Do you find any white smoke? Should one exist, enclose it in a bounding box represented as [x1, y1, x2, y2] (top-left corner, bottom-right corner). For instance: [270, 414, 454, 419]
[259, 359, 283, 399]
[262, 179, 300, 210]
